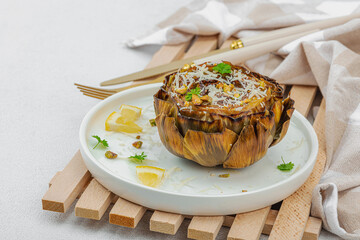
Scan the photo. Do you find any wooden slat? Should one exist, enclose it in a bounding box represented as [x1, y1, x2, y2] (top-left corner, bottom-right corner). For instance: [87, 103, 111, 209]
[42, 150, 92, 213]
[262, 209, 277, 235]
[148, 35, 219, 234]
[150, 211, 185, 235]
[183, 35, 218, 59]
[221, 37, 236, 49]
[74, 179, 113, 220]
[109, 197, 147, 228]
[188, 216, 225, 240]
[262, 210, 321, 240]
[227, 207, 270, 240]
[291, 85, 317, 116]
[268, 100, 326, 240]
[303, 217, 322, 240]
[132, 40, 193, 85]
[145, 41, 191, 68]
[48, 171, 61, 187]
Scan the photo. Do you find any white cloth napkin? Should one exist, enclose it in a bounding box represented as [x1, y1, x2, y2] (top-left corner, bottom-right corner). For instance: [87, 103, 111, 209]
[125, 1, 360, 239]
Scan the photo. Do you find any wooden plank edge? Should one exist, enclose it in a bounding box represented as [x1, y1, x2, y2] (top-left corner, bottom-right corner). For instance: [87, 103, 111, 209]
[290, 85, 317, 117]
[109, 197, 147, 228]
[150, 211, 185, 235]
[188, 216, 225, 240]
[74, 179, 113, 220]
[227, 206, 270, 240]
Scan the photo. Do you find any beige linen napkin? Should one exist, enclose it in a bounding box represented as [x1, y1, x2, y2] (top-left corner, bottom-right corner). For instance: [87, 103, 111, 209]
[125, 0, 360, 48]
[246, 21, 360, 238]
[271, 19, 360, 239]
[125, 1, 360, 239]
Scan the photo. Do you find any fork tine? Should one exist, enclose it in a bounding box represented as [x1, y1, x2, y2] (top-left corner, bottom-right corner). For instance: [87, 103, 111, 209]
[83, 92, 108, 100]
[78, 87, 114, 97]
[74, 83, 117, 94]
[80, 91, 112, 99]
[75, 75, 163, 100]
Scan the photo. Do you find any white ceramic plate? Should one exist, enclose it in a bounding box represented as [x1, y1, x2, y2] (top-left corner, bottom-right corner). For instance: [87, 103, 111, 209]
[79, 83, 318, 215]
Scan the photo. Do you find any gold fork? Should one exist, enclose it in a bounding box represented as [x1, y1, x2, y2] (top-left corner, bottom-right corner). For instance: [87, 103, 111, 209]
[74, 76, 164, 100]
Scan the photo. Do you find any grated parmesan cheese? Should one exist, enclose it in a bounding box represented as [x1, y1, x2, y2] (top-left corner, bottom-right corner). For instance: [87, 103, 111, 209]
[169, 62, 269, 111]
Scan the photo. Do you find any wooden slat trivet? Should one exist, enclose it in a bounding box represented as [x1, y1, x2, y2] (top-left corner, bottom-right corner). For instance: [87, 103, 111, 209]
[42, 35, 325, 240]
[47, 168, 322, 239]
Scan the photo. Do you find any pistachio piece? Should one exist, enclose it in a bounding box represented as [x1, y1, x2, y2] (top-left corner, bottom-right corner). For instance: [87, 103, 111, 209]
[132, 141, 143, 149]
[105, 151, 118, 159]
[216, 83, 223, 89]
[200, 95, 212, 103]
[218, 173, 230, 178]
[149, 119, 156, 127]
[192, 95, 202, 105]
[136, 135, 141, 139]
[223, 84, 231, 93]
[176, 87, 187, 94]
[168, 75, 175, 86]
[229, 84, 235, 91]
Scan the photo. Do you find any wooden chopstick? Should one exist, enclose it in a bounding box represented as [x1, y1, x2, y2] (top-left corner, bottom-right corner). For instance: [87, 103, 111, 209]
[196, 30, 318, 65]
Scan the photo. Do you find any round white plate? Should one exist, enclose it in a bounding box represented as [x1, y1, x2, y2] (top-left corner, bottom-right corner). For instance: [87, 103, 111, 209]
[79, 83, 318, 215]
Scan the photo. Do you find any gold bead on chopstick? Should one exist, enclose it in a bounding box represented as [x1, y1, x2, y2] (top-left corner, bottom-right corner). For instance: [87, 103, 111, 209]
[182, 64, 190, 70]
[230, 39, 244, 49]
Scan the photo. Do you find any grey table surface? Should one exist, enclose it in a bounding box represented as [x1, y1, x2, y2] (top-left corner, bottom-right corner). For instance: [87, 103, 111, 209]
[0, 0, 342, 239]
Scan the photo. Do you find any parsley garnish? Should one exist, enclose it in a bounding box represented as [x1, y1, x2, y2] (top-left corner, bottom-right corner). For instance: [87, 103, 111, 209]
[129, 152, 147, 163]
[213, 63, 231, 74]
[92, 135, 109, 149]
[277, 157, 294, 171]
[185, 87, 201, 101]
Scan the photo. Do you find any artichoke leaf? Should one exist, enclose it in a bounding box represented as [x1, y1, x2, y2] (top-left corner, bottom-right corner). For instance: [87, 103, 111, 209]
[183, 128, 238, 167]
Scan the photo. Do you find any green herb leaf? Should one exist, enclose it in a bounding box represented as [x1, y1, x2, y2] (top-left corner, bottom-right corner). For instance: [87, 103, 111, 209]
[213, 63, 231, 74]
[185, 87, 201, 101]
[129, 152, 147, 163]
[277, 156, 294, 171]
[92, 135, 109, 149]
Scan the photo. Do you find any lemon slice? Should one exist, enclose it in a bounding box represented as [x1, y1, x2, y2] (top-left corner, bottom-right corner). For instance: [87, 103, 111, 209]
[105, 111, 142, 133]
[118, 104, 142, 123]
[136, 166, 165, 188]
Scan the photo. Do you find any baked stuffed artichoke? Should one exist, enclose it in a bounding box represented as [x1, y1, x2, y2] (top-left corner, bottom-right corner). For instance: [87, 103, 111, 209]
[154, 61, 294, 168]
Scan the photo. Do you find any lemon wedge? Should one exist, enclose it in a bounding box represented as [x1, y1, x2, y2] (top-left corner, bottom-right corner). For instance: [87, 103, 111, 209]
[136, 166, 165, 188]
[105, 111, 142, 133]
[118, 104, 142, 123]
